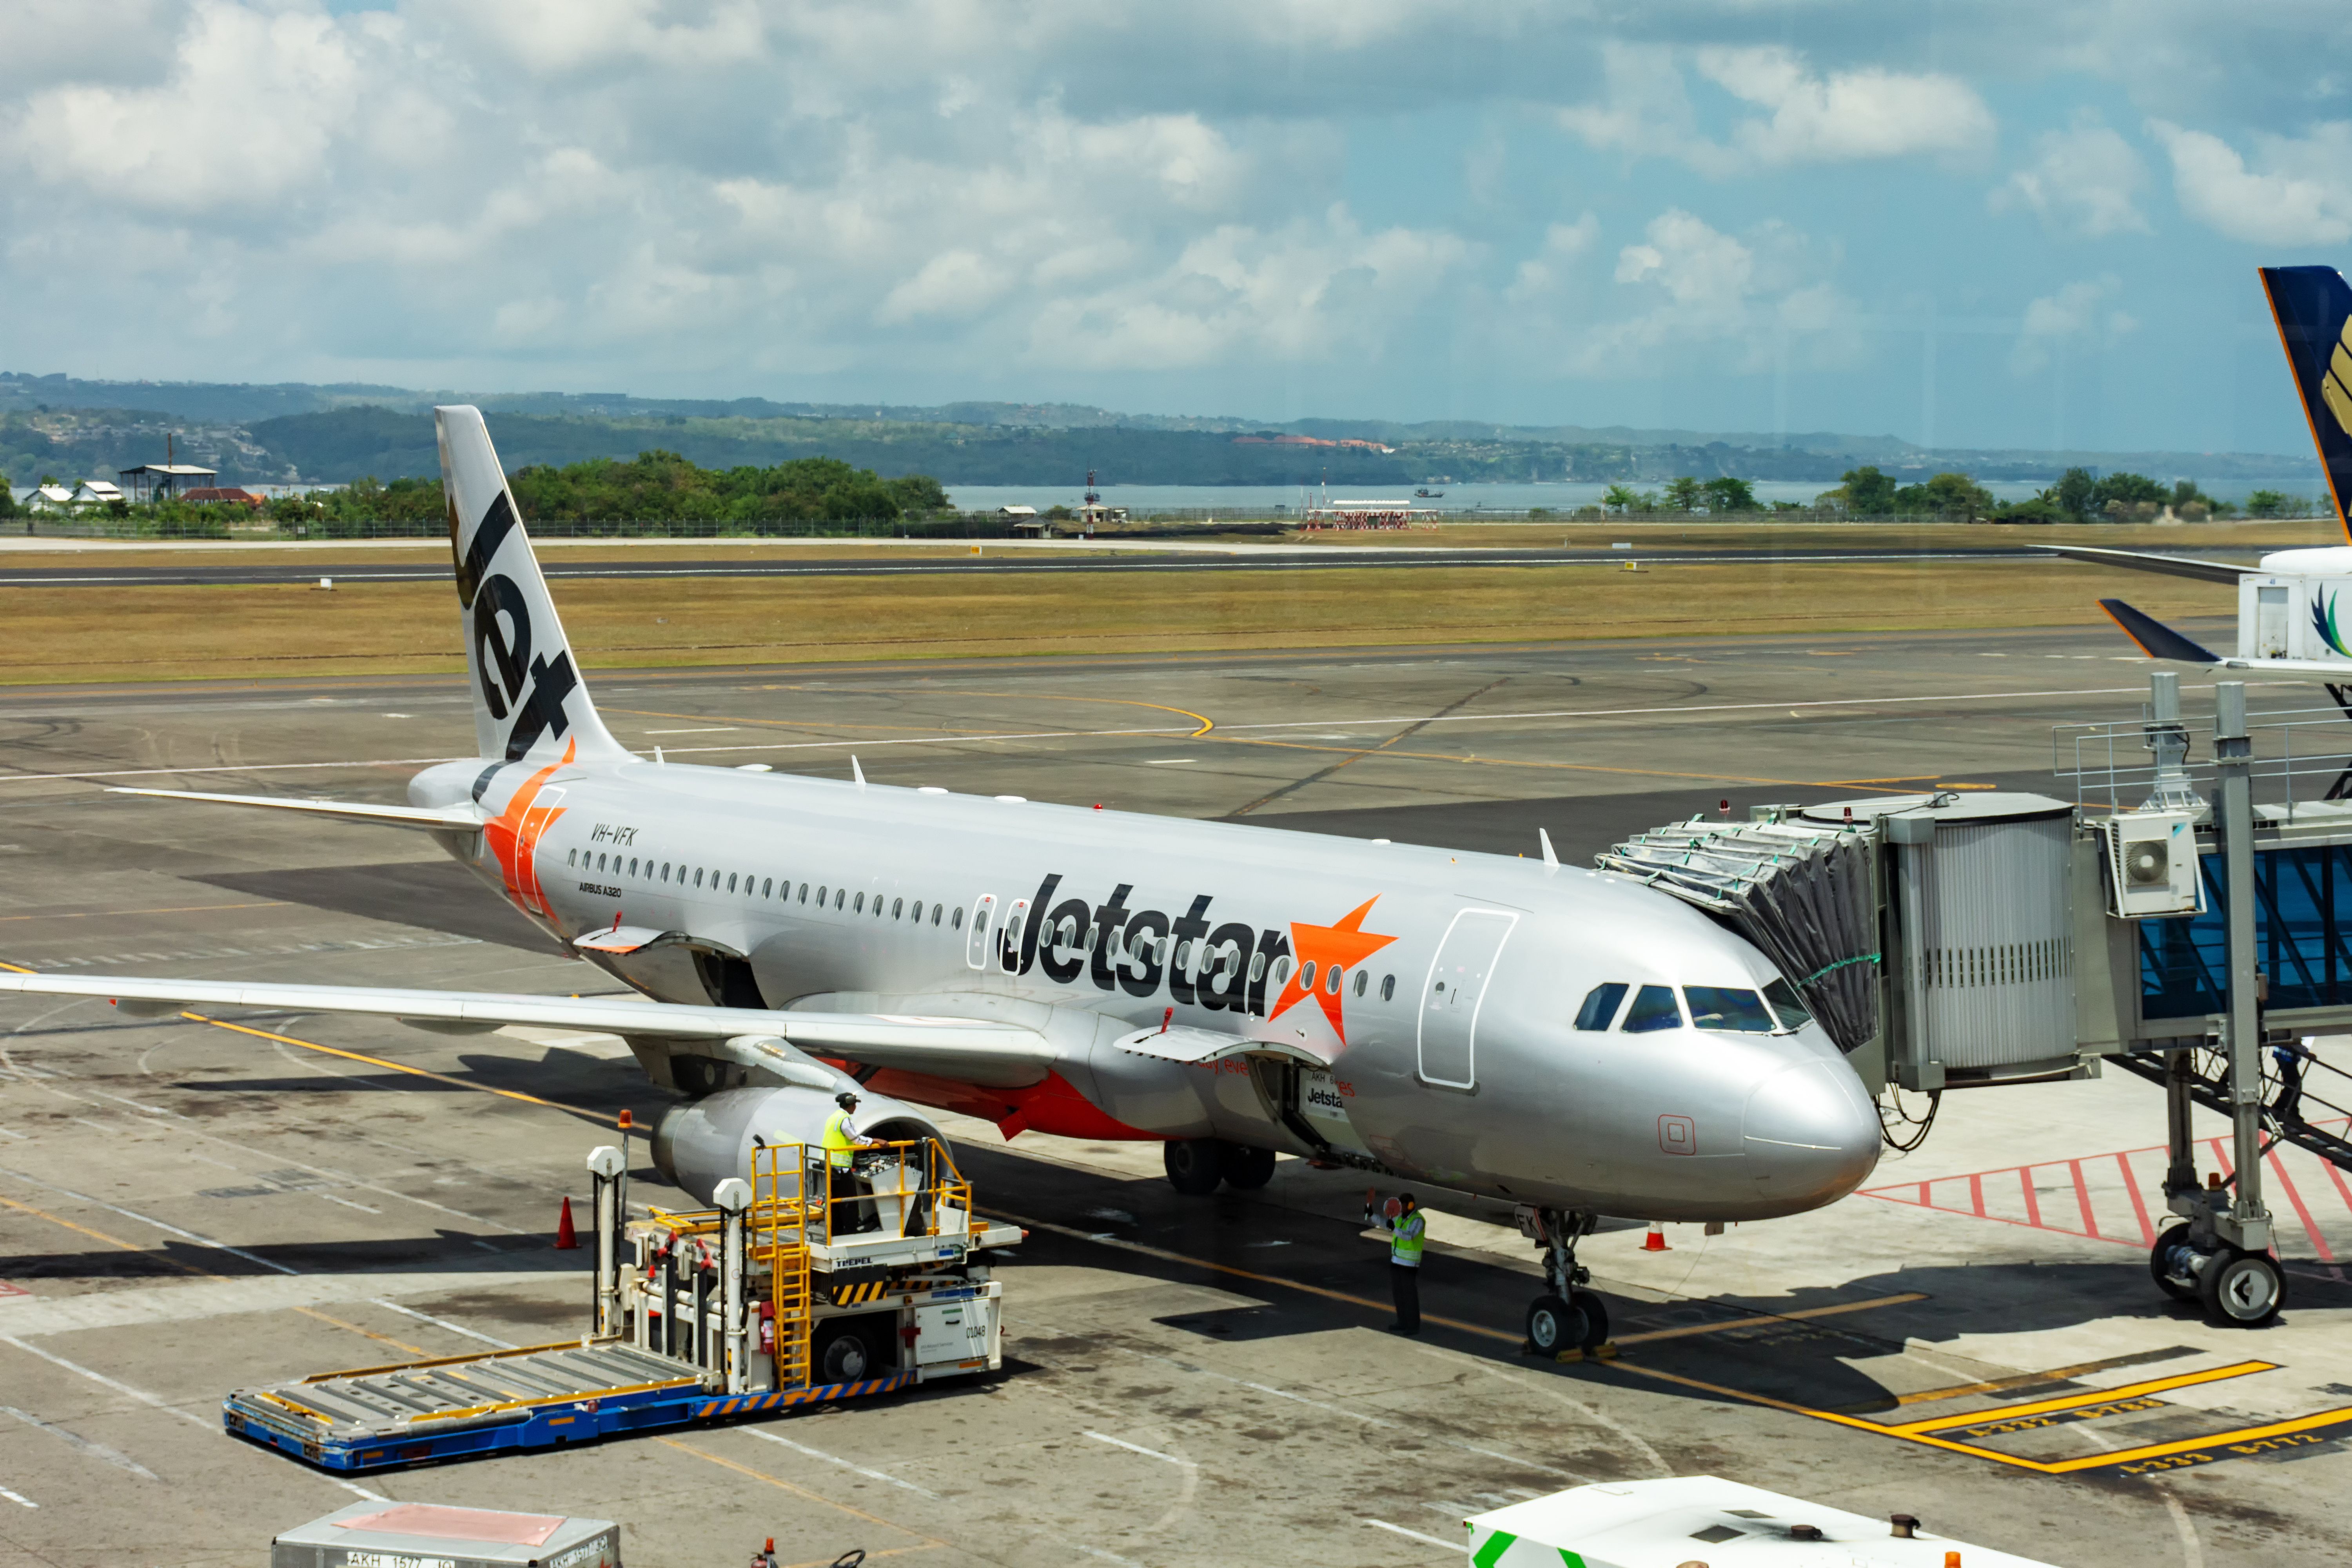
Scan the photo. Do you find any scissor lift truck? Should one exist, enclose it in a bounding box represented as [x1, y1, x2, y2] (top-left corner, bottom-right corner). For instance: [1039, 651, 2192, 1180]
[223, 1139, 1020, 1472]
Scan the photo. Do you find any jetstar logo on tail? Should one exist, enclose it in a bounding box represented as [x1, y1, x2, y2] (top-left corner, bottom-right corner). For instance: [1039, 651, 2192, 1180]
[483, 741, 574, 917]
[1270, 898, 1397, 1046]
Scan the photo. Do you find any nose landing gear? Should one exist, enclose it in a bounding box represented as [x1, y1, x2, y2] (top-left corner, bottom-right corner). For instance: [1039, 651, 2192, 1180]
[1519, 1207, 1611, 1358]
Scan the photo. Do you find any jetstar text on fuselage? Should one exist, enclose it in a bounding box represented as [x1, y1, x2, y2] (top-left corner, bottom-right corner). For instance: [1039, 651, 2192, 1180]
[1010, 874, 1396, 1042]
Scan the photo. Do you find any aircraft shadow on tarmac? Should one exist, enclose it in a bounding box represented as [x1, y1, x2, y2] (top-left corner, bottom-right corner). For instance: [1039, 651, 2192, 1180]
[8, 1230, 588, 1283]
[954, 1143, 2352, 1419]
[164, 1039, 655, 1121]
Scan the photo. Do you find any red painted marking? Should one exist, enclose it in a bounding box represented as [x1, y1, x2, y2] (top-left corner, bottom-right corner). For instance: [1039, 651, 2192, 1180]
[2266, 1149, 2337, 1265]
[2118, 1151, 2157, 1246]
[1969, 1172, 1985, 1217]
[2069, 1159, 2100, 1240]
[2019, 1166, 2043, 1229]
[2209, 1137, 2234, 1177]
[2319, 1155, 2352, 1224]
[1916, 1181, 1931, 1207]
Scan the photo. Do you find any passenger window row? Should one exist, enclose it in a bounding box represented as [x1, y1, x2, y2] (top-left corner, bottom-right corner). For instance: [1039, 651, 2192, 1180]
[1572, 979, 1813, 1034]
[563, 844, 964, 929]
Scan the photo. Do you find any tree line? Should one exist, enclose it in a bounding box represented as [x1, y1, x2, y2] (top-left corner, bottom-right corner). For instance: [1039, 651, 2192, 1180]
[1581, 465, 2318, 522]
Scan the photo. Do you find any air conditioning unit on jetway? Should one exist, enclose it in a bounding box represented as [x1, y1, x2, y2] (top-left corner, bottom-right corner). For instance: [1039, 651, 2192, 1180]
[2097, 810, 2205, 919]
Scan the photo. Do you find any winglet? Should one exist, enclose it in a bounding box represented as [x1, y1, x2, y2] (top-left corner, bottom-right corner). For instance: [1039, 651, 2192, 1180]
[2256, 265, 2352, 540]
[2100, 599, 2222, 664]
[852, 755, 867, 789]
[1538, 827, 1559, 870]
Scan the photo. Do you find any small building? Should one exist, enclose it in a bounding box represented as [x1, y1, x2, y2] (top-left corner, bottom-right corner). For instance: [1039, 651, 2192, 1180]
[69, 479, 125, 508]
[116, 462, 217, 503]
[181, 486, 265, 509]
[22, 484, 73, 514]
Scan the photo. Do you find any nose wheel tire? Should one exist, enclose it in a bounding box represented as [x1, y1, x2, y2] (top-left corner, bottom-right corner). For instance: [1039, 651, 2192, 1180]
[2198, 1247, 2286, 1327]
[1570, 1288, 1611, 1352]
[1524, 1295, 1589, 1357]
[2148, 1222, 2198, 1304]
[1218, 1142, 1276, 1190]
[1163, 1137, 1224, 1196]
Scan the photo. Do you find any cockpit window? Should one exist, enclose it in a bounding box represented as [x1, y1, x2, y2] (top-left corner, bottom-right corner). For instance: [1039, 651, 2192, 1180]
[1684, 986, 1775, 1033]
[1621, 984, 1683, 1033]
[1573, 983, 1627, 1031]
[1763, 977, 1813, 1031]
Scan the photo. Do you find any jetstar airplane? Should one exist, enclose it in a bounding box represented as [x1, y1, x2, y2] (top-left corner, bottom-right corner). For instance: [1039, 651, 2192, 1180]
[2049, 265, 2352, 677]
[0, 407, 1880, 1355]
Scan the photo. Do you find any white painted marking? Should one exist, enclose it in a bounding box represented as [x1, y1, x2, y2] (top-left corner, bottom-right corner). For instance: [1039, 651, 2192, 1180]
[336, 1479, 390, 1503]
[1143, 758, 1196, 764]
[0, 1337, 211, 1428]
[0, 1483, 34, 1508]
[643, 727, 737, 734]
[81, 1088, 172, 1116]
[369, 1298, 517, 1349]
[0, 1167, 295, 1275]
[1361, 1517, 1463, 1551]
[0, 1272, 562, 1337]
[313, 1192, 381, 1214]
[742, 1426, 940, 1497]
[1, 1403, 160, 1478]
[1085, 1430, 1194, 1466]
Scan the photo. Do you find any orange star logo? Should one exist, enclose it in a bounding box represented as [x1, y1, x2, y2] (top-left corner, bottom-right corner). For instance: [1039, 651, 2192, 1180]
[482, 740, 575, 917]
[1271, 897, 1396, 1046]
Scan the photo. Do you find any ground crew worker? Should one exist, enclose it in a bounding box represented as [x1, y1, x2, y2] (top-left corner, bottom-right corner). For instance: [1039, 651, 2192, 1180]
[821, 1090, 881, 1232]
[1366, 1188, 1425, 1336]
[2273, 1038, 2312, 1127]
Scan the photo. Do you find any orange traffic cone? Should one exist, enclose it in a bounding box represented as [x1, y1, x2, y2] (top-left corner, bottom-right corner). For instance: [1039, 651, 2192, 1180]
[1642, 1222, 1669, 1252]
[555, 1196, 579, 1250]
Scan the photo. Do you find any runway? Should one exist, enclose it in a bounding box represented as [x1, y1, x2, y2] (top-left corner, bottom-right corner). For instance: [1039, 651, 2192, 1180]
[0, 623, 2344, 1565]
[0, 541, 2091, 588]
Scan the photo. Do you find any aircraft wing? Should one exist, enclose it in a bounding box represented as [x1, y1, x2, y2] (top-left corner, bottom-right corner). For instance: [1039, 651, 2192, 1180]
[107, 788, 487, 831]
[2040, 546, 2252, 585]
[0, 973, 1055, 1088]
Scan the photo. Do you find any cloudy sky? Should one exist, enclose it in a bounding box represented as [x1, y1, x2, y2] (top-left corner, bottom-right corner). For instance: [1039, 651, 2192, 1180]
[4, 1, 2349, 452]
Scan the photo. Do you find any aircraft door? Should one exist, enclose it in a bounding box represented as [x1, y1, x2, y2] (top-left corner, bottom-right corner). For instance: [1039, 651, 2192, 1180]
[2258, 584, 2289, 658]
[1418, 909, 1518, 1088]
[964, 894, 997, 970]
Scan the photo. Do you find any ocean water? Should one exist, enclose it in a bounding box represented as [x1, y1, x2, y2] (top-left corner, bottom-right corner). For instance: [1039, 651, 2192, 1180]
[944, 477, 2307, 515]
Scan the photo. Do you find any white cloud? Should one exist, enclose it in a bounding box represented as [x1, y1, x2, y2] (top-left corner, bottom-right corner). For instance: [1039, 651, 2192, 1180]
[1561, 44, 1994, 175]
[8, 1, 360, 211]
[1695, 46, 1996, 169]
[1552, 208, 1859, 376]
[2010, 276, 2132, 377]
[1504, 214, 1599, 303]
[1027, 205, 1471, 370]
[1989, 112, 2151, 237]
[2148, 118, 2352, 245]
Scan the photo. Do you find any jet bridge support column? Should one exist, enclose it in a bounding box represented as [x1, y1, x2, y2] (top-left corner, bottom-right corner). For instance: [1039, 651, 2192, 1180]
[2154, 682, 2287, 1325]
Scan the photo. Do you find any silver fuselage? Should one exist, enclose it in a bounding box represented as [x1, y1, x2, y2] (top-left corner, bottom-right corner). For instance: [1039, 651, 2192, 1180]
[412, 753, 1881, 1221]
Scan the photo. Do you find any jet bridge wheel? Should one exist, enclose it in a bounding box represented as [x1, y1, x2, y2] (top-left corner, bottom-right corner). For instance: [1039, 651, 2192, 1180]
[1163, 1138, 1224, 1196]
[2198, 1247, 2287, 1328]
[2149, 1223, 2199, 1304]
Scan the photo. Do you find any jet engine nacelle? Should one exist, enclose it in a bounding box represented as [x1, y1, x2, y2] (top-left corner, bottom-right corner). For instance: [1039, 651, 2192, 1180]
[650, 1083, 946, 1205]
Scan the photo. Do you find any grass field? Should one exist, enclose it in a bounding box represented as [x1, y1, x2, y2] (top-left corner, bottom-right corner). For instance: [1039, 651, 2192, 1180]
[0, 554, 2242, 685]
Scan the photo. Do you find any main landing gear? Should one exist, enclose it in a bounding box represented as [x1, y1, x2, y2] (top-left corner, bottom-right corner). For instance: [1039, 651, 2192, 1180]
[1521, 1207, 1610, 1359]
[1163, 1138, 1276, 1196]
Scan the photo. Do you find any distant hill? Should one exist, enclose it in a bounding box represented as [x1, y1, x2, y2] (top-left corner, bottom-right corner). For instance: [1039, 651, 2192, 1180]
[0, 370, 2324, 492]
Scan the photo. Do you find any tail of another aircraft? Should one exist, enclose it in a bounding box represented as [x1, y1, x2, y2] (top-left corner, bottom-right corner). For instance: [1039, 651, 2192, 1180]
[435, 405, 628, 766]
[2258, 265, 2352, 539]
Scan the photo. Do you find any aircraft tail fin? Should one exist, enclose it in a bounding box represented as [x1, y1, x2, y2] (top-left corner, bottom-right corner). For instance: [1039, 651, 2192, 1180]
[435, 406, 628, 766]
[2257, 265, 2352, 539]
[2099, 599, 2221, 664]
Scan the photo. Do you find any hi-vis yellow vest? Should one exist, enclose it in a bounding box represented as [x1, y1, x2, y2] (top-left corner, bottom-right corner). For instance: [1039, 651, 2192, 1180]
[1389, 1209, 1426, 1266]
[822, 1109, 857, 1169]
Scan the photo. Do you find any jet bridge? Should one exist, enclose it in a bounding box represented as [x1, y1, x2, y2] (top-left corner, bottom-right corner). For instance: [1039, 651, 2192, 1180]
[1601, 671, 2352, 1330]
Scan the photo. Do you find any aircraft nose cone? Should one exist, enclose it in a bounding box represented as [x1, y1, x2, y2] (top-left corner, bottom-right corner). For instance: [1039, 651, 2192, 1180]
[1742, 1059, 1881, 1209]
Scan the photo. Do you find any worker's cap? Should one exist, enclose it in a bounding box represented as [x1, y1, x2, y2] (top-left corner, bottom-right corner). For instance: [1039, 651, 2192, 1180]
[1397, 1192, 1416, 1207]
[835, 1089, 860, 1107]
